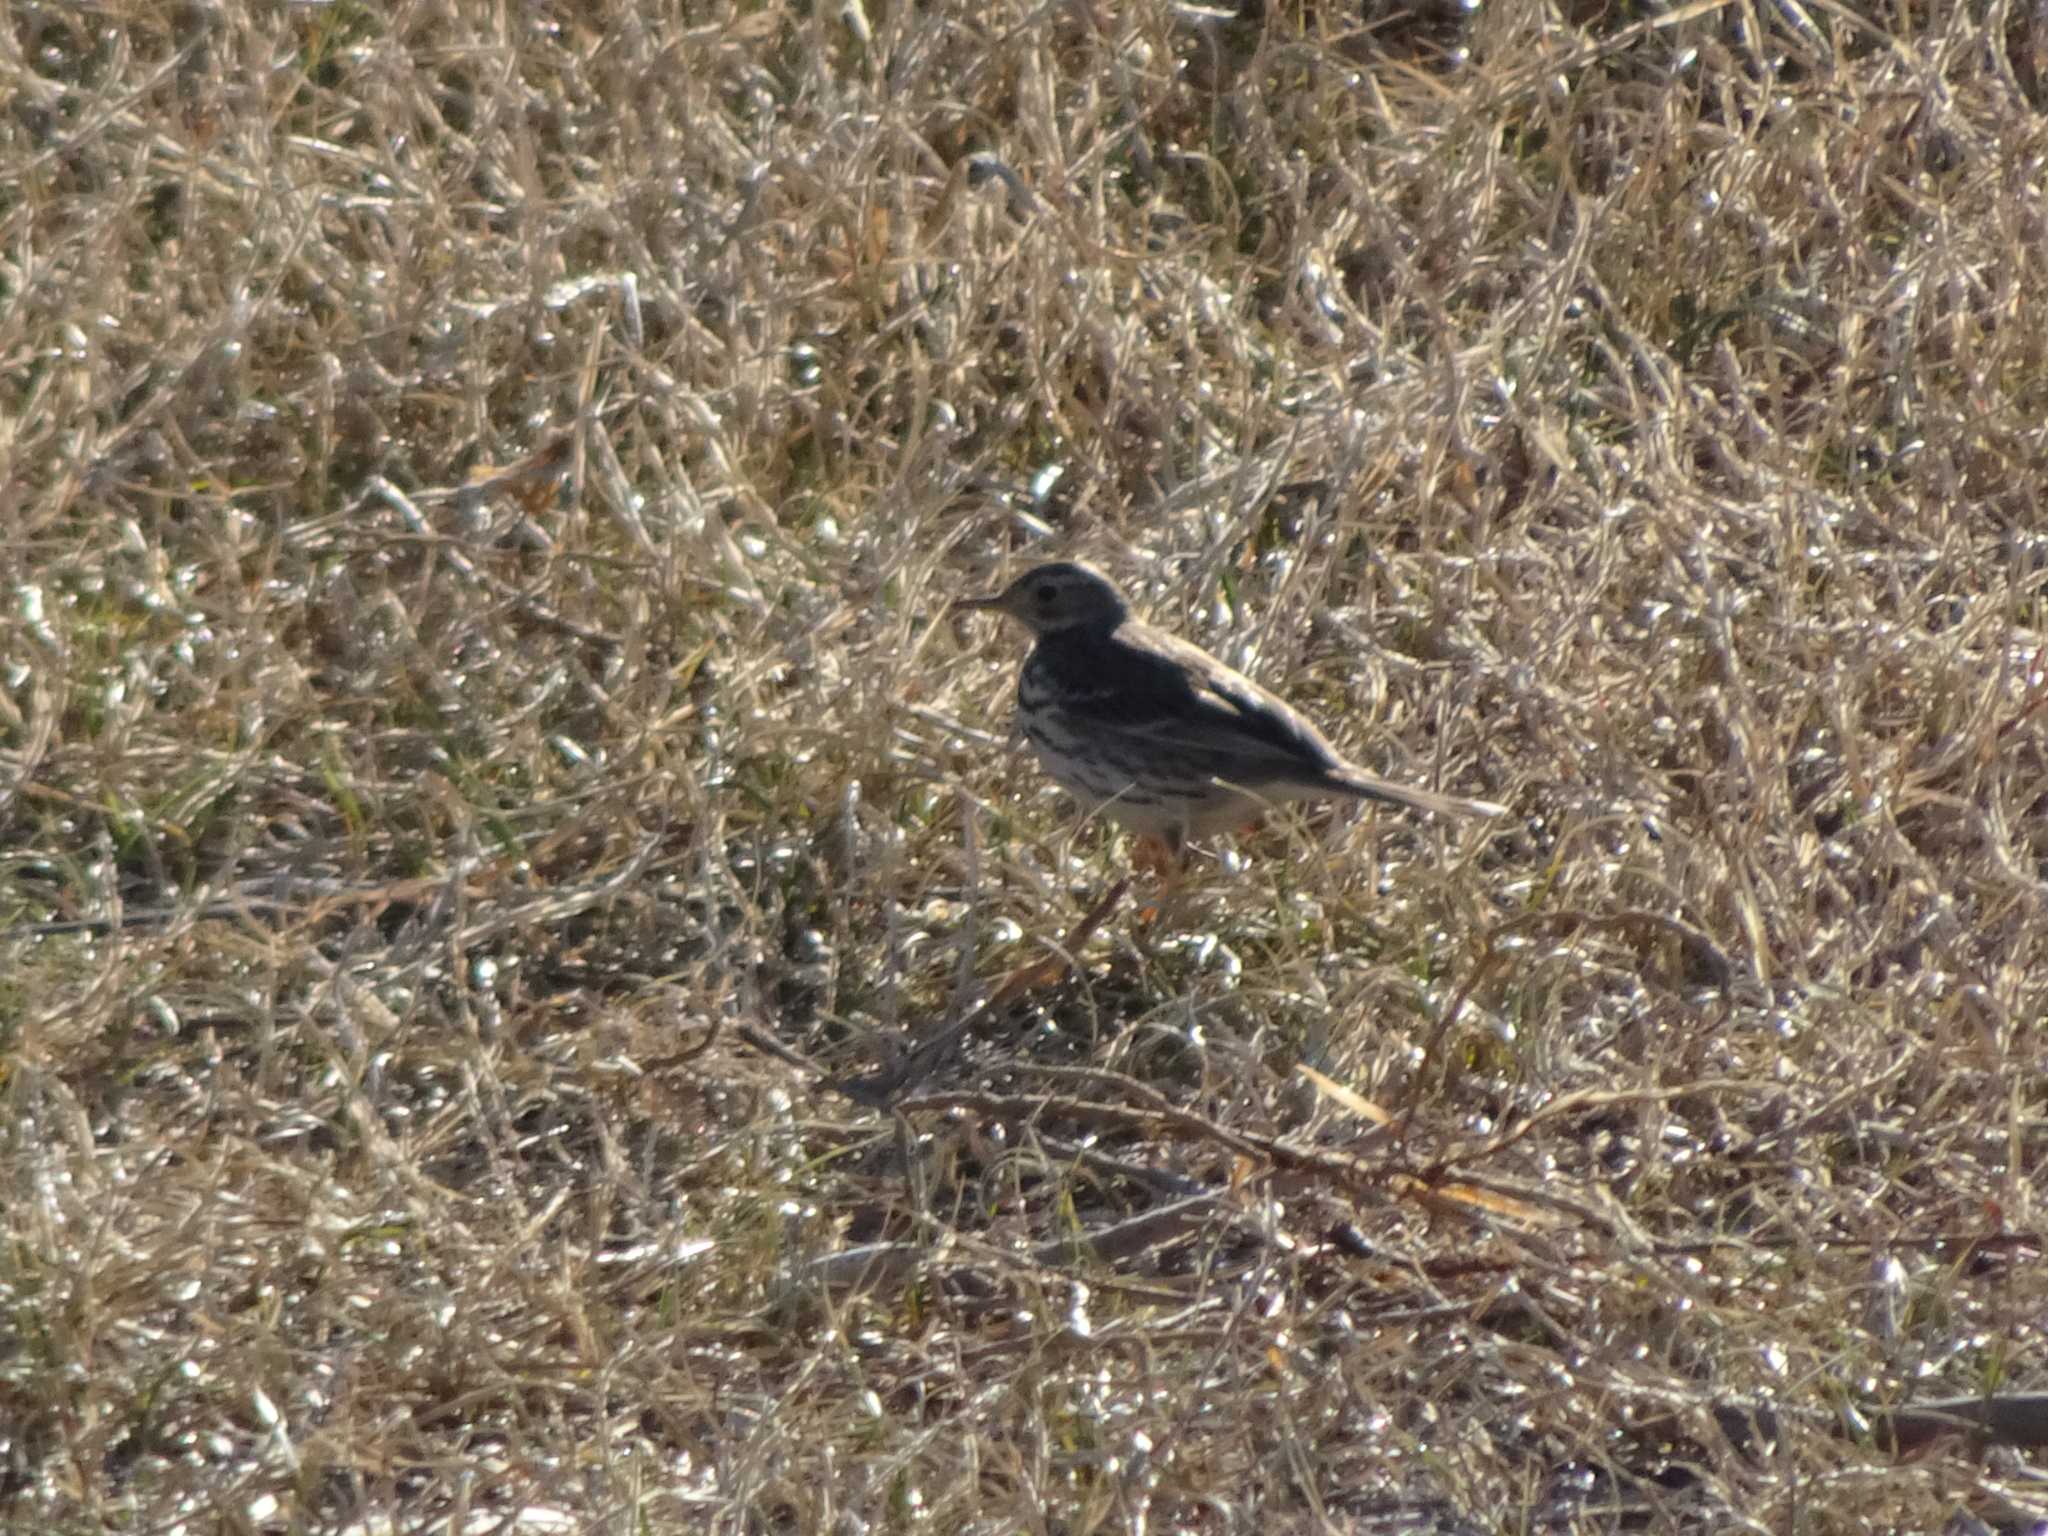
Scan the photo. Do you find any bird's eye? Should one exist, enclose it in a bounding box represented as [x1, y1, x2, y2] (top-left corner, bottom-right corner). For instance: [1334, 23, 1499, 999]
[1035, 584, 1057, 606]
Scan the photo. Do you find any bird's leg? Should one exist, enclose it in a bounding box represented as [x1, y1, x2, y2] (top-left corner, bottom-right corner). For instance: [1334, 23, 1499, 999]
[1131, 832, 1182, 884]
[1132, 826, 1188, 926]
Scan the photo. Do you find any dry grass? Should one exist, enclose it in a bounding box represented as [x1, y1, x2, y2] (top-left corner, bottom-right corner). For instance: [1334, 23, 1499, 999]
[3, 0, 2046, 1529]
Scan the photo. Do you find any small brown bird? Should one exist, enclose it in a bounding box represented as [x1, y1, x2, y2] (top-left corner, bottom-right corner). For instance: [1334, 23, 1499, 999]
[954, 560, 1505, 862]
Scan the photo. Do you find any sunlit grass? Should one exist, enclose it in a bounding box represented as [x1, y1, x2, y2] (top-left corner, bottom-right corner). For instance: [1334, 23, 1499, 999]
[1, 0, 2044, 1529]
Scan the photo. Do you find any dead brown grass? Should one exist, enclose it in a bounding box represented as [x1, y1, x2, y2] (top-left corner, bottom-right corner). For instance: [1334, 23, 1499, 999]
[3, 0, 2046, 1529]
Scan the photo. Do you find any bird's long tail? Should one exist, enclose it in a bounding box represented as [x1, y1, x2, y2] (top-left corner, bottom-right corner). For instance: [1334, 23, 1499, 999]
[1326, 770, 1506, 820]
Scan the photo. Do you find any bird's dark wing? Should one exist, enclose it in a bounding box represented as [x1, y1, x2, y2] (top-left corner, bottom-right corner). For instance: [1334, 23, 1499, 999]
[1027, 620, 1506, 818]
[1036, 621, 1350, 785]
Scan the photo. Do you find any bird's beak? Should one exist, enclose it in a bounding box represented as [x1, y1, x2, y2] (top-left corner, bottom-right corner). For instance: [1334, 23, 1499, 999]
[949, 591, 1006, 615]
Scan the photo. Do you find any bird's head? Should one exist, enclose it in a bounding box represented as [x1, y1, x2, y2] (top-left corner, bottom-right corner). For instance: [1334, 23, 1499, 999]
[952, 560, 1130, 637]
